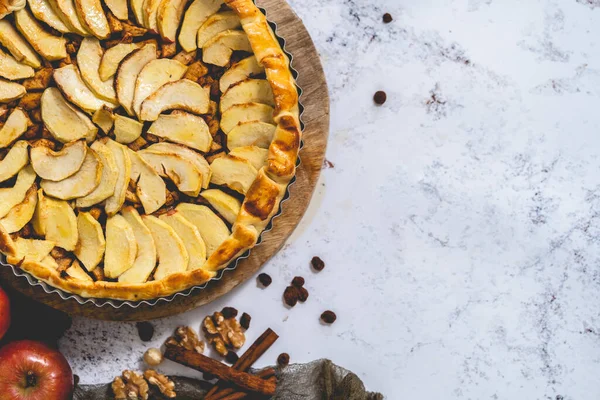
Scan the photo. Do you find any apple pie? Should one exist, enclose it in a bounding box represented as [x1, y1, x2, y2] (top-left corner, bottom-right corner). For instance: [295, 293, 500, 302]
[0, 0, 301, 300]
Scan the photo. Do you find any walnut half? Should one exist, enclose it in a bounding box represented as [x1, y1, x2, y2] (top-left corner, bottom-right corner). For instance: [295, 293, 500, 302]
[203, 311, 246, 356]
[112, 370, 149, 400]
[165, 326, 205, 354]
[144, 370, 176, 398]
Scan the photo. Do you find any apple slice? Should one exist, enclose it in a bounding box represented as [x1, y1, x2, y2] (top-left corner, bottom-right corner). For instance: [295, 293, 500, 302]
[40, 254, 60, 269]
[65, 260, 93, 281]
[77, 38, 117, 102]
[114, 115, 143, 144]
[197, 11, 240, 48]
[92, 106, 114, 133]
[175, 203, 230, 256]
[132, 58, 187, 116]
[0, 79, 26, 103]
[74, 0, 110, 39]
[178, 0, 222, 52]
[200, 189, 241, 225]
[0, 166, 36, 219]
[202, 30, 252, 67]
[229, 145, 268, 170]
[115, 43, 157, 116]
[34, 191, 78, 251]
[220, 103, 274, 134]
[73, 212, 105, 271]
[142, 0, 164, 31]
[0, 141, 29, 183]
[119, 207, 157, 283]
[41, 88, 99, 143]
[41, 150, 102, 200]
[210, 155, 257, 194]
[220, 55, 264, 93]
[6, 237, 55, 264]
[139, 150, 203, 196]
[0, 49, 34, 81]
[104, 139, 131, 216]
[104, 214, 137, 278]
[139, 79, 210, 121]
[220, 79, 274, 113]
[14, 8, 68, 61]
[128, 149, 166, 214]
[147, 111, 212, 152]
[76, 141, 118, 207]
[160, 211, 206, 270]
[145, 142, 211, 188]
[0, 20, 41, 69]
[48, 0, 90, 35]
[30, 140, 87, 181]
[0, 184, 37, 233]
[227, 121, 275, 150]
[157, 0, 186, 42]
[29, 0, 72, 33]
[105, 0, 128, 20]
[0, 108, 28, 149]
[142, 215, 188, 280]
[130, 0, 145, 25]
[54, 65, 117, 114]
[99, 43, 142, 81]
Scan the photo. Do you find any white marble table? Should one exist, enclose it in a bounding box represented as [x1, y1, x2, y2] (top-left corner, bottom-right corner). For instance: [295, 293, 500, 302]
[60, 1, 600, 398]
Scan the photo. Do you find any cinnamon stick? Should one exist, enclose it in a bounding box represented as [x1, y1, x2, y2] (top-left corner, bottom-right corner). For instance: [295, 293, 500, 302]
[220, 393, 246, 400]
[164, 344, 277, 396]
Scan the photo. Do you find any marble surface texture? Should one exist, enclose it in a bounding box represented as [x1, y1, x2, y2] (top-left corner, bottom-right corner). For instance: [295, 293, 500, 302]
[59, 1, 600, 398]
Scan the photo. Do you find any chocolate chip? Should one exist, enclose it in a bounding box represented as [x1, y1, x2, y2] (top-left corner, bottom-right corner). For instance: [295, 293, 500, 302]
[374, 91, 387, 105]
[283, 286, 299, 307]
[203, 372, 216, 381]
[240, 312, 251, 330]
[291, 276, 305, 287]
[311, 256, 325, 271]
[257, 273, 272, 287]
[383, 13, 393, 23]
[221, 307, 238, 319]
[320, 310, 337, 324]
[298, 287, 309, 303]
[136, 321, 154, 342]
[73, 374, 80, 387]
[226, 351, 239, 364]
[277, 353, 290, 367]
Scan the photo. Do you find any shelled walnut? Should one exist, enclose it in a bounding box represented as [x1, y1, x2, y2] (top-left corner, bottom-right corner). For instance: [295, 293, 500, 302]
[144, 370, 176, 398]
[112, 370, 149, 400]
[203, 311, 245, 356]
[165, 326, 204, 354]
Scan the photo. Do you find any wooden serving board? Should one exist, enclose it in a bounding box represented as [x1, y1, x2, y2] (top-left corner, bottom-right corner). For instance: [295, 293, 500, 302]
[0, 0, 329, 321]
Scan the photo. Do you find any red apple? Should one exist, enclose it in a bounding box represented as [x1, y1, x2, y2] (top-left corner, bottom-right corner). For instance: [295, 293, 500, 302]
[0, 340, 73, 400]
[0, 285, 10, 341]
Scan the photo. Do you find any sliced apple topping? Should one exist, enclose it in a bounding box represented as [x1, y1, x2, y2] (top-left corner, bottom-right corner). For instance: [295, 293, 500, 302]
[48, 0, 91, 36]
[114, 115, 143, 144]
[176, 203, 230, 256]
[74, 211, 105, 271]
[220, 55, 264, 92]
[14, 8, 68, 61]
[119, 207, 157, 283]
[54, 65, 117, 114]
[140, 79, 210, 121]
[0, 20, 41, 69]
[139, 150, 203, 196]
[0, 166, 36, 219]
[129, 0, 145, 25]
[200, 189, 241, 225]
[0, 48, 34, 81]
[0, 108, 29, 149]
[142, 0, 164, 31]
[202, 30, 252, 67]
[229, 145, 268, 170]
[99, 43, 142, 81]
[40, 254, 60, 269]
[6, 237, 55, 264]
[210, 155, 257, 194]
[227, 121, 275, 150]
[104, 139, 131, 216]
[128, 149, 166, 214]
[156, 0, 186, 42]
[145, 142, 211, 188]
[30, 140, 87, 181]
[74, 0, 110, 39]
[29, 0, 72, 33]
[0, 79, 26, 103]
[77, 38, 117, 102]
[197, 11, 240, 48]
[220, 79, 274, 113]
[0, 140, 28, 183]
[178, 0, 223, 52]
[132, 58, 187, 116]
[143, 215, 188, 280]
[92, 106, 114, 134]
[116, 43, 157, 116]
[105, 0, 128, 20]
[220, 102, 274, 134]
[34, 191, 78, 251]
[76, 141, 118, 207]
[147, 111, 212, 152]
[41, 88, 99, 143]
[159, 211, 206, 270]
[0, 183, 37, 233]
[65, 260, 93, 281]
[41, 150, 102, 200]
[104, 214, 137, 278]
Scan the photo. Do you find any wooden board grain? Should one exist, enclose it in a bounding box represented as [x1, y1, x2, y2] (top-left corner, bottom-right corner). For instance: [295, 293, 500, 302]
[0, 0, 330, 321]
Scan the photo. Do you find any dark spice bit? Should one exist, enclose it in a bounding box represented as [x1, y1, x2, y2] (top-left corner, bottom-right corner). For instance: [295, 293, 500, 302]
[321, 311, 337, 324]
[298, 287, 309, 303]
[291, 276, 305, 288]
[240, 312, 251, 330]
[383, 13, 393, 23]
[221, 306, 238, 319]
[374, 91, 387, 105]
[283, 286, 299, 307]
[311, 256, 325, 271]
[136, 321, 154, 342]
[225, 350, 239, 364]
[277, 353, 290, 367]
[257, 272, 272, 287]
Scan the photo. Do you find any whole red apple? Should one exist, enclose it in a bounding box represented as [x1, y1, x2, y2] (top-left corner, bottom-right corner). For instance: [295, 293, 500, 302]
[0, 340, 73, 400]
[0, 285, 10, 341]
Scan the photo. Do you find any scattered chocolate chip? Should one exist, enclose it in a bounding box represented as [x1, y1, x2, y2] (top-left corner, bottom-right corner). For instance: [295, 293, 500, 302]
[311, 256, 325, 271]
[291, 276, 305, 288]
[277, 353, 290, 367]
[321, 310, 337, 324]
[226, 351, 239, 364]
[221, 307, 238, 319]
[283, 286, 299, 307]
[136, 321, 154, 342]
[203, 372, 216, 381]
[240, 312, 251, 330]
[257, 273, 272, 287]
[383, 13, 393, 23]
[374, 91, 387, 105]
[73, 374, 80, 387]
[298, 287, 309, 303]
